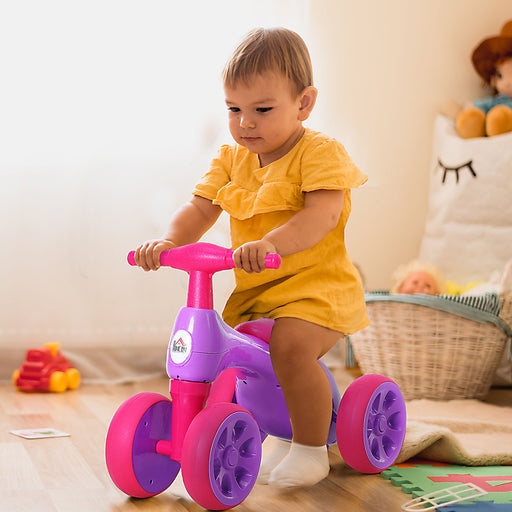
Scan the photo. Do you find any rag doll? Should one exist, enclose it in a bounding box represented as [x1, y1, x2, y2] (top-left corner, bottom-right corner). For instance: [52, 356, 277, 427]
[456, 20, 512, 139]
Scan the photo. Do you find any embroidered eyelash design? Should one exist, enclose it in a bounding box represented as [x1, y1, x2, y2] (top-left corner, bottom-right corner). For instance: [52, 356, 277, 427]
[437, 158, 477, 184]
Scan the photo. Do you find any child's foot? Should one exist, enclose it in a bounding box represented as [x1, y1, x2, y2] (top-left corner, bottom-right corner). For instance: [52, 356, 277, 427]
[268, 442, 329, 489]
[257, 438, 291, 484]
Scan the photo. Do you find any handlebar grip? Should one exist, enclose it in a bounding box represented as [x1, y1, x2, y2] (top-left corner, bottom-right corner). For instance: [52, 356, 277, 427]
[127, 250, 180, 267]
[127, 250, 178, 267]
[264, 253, 281, 269]
[127, 246, 281, 270]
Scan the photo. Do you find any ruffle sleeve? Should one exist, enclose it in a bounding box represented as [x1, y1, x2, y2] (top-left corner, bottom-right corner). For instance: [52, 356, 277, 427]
[194, 144, 303, 220]
[193, 145, 233, 201]
[300, 136, 368, 192]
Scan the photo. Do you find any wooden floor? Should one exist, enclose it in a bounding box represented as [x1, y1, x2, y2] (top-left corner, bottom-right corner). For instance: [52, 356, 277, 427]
[1, 372, 510, 512]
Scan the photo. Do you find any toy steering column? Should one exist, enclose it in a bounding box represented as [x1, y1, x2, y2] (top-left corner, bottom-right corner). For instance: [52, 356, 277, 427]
[155, 379, 211, 462]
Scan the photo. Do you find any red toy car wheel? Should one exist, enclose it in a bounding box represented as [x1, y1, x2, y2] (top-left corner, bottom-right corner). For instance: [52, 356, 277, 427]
[49, 371, 67, 393]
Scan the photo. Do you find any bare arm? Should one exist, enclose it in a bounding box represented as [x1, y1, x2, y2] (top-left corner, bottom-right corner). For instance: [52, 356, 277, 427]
[134, 195, 222, 271]
[233, 189, 345, 272]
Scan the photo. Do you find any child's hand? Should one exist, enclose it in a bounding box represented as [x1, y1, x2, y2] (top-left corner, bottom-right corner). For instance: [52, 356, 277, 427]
[233, 240, 278, 273]
[134, 239, 176, 271]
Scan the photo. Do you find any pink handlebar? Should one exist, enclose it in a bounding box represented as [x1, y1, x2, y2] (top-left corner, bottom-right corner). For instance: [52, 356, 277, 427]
[127, 242, 281, 273]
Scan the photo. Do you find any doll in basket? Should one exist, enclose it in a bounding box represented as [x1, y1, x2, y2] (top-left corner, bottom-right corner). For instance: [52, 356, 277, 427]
[391, 260, 446, 295]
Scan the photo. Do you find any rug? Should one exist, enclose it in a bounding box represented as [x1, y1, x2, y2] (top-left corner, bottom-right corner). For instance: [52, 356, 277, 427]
[395, 399, 512, 466]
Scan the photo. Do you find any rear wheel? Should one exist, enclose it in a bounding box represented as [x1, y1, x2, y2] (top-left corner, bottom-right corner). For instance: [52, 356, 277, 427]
[336, 374, 406, 473]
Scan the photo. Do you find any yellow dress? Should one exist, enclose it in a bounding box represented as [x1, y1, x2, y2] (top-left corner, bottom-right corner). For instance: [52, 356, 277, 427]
[193, 128, 369, 335]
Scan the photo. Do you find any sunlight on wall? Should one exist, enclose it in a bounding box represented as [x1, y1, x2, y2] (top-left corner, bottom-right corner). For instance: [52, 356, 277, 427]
[0, 1, 309, 370]
[1, 0, 309, 164]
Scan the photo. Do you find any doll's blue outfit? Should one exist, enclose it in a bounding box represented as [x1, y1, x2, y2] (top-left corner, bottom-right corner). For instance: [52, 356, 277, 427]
[473, 93, 512, 114]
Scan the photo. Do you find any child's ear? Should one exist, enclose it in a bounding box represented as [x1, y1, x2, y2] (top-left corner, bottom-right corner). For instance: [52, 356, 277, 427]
[298, 86, 318, 121]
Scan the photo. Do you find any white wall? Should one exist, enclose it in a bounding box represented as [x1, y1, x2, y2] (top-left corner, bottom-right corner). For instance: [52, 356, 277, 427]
[0, 0, 309, 380]
[1, 0, 511, 379]
[308, 0, 511, 288]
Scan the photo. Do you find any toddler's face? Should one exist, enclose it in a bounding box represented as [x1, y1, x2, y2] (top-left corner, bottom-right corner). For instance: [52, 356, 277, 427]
[397, 271, 439, 295]
[224, 73, 306, 167]
[492, 58, 512, 97]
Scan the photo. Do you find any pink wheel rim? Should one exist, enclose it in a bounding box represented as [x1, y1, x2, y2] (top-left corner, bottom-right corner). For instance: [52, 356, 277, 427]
[182, 403, 261, 510]
[336, 375, 406, 473]
[105, 392, 179, 497]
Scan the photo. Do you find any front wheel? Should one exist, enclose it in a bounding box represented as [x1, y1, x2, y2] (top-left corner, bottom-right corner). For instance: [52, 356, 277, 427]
[105, 392, 180, 498]
[181, 402, 262, 510]
[336, 374, 406, 473]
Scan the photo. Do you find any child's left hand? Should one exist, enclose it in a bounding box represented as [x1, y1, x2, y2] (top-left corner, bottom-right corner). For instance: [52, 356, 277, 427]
[233, 240, 278, 273]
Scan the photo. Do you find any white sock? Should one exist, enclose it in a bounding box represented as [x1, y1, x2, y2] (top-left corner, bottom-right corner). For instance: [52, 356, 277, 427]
[268, 442, 329, 489]
[257, 438, 291, 484]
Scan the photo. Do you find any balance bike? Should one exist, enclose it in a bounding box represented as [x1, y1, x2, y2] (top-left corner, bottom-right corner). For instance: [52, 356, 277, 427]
[105, 242, 406, 510]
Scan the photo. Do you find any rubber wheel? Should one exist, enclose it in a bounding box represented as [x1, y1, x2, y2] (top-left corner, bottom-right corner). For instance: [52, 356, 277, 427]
[181, 402, 261, 510]
[336, 374, 406, 473]
[49, 371, 67, 393]
[65, 368, 81, 390]
[105, 392, 179, 498]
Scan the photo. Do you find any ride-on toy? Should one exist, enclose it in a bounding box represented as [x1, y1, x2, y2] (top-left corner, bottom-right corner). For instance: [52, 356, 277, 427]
[106, 243, 406, 510]
[13, 342, 81, 393]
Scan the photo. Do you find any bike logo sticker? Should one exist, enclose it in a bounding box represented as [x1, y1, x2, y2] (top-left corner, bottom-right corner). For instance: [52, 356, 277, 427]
[170, 330, 192, 364]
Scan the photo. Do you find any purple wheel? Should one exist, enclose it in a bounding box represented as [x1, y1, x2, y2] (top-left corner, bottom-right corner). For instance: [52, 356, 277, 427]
[105, 392, 180, 497]
[336, 374, 406, 473]
[181, 402, 261, 510]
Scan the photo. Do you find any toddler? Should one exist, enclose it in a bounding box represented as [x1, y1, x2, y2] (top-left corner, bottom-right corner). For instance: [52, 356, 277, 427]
[134, 27, 368, 489]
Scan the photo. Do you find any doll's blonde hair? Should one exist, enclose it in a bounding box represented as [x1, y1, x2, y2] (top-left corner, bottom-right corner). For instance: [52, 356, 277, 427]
[391, 260, 446, 294]
[222, 27, 313, 96]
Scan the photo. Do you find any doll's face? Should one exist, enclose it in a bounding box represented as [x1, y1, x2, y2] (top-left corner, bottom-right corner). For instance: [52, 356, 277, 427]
[397, 271, 439, 295]
[491, 58, 512, 97]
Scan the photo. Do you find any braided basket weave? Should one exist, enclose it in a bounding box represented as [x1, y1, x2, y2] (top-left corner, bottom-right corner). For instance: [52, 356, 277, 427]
[349, 299, 509, 400]
[495, 260, 512, 385]
[499, 261, 512, 326]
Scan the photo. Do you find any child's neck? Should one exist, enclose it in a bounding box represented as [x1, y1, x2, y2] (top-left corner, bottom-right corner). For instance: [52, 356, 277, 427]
[258, 126, 305, 168]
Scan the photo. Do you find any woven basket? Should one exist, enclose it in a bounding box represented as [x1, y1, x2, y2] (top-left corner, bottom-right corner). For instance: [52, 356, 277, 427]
[349, 300, 509, 400]
[499, 260, 512, 326]
[495, 260, 512, 385]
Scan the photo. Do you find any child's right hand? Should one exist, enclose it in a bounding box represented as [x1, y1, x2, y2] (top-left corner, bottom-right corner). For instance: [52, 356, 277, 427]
[133, 239, 177, 271]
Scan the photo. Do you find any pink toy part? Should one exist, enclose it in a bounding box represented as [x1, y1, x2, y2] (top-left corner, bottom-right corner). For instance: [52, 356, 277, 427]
[128, 243, 281, 309]
[235, 318, 275, 344]
[337, 374, 406, 473]
[206, 368, 240, 407]
[181, 402, 261, 510]
[168, 379, 211, 462]
[127, 242, 281, 272]
[105, 392, 179, 498]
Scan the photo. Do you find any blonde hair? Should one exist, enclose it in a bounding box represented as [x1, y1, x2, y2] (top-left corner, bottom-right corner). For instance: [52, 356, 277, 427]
[222, 27, 313, 96]
[391, 260, 446, 294]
